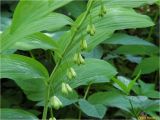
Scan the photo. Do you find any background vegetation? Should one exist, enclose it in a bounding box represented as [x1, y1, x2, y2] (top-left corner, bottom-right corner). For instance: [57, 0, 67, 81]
[0, 0, 159, 119]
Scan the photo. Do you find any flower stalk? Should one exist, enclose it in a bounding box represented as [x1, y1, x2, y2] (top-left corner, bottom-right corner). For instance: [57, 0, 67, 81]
[42, 0, 94, 119]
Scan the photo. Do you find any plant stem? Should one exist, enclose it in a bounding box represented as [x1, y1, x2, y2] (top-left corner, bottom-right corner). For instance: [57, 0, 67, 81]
[128, 99, 139, 120]
[42, 81, 52, 119]
[42, 1, 94, 119]
[84, 84, 91, 99]
[147, 12, 159, 40]
[42, 63, 60, 120]
[78, 84, 91, 119]
[50, 106, 54, 119]
[29, 51, 35, 59]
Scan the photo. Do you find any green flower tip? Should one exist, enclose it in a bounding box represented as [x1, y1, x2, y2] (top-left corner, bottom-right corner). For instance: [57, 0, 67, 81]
[81, 38, 88, 51]
[61, 82, 73, 94]
[74, 53, 85, 65]
[67, 67, 76, 79]
[99, 5, 107, 17]
[49, 117, 56, 120]
[86, 24, 96, 36]
[50, 96, 63, 110]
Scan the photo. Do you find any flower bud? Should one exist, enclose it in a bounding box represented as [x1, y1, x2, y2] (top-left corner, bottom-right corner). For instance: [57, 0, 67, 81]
[50, 96, 63, 110]
[102, 5, 107, 14]
[67, 70, 72, 79]
[99, 5, 106, 17]
[90, 29, 95, 36]
[88, 24, 96, 36]
[67, 67, 76, 79]
[86, 24, 91, 34]
[49, 117, 56, 120]
[81, 39, 87, 50]
[99, 7, 104, 17]
[78, 53, 85, 64]
[98, 12, 104, 17]
[65, 83, 73, 92]
[70, 67, 76, 77]
[73, 53, 85, 65]
[61, 82, 68, 94]
[86, 23, 96, 36]
[61, 82, 73, 94]
[91, 24, 96, 33]
[73, 53, 79, 64]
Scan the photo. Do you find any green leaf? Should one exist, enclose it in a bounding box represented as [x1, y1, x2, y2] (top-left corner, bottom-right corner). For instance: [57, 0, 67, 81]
[112, 77, 129, 94]
[79, 99, 107, 119]
[133, 56, 159, 75]
[128, 96, 160, 112]
[86, 7, 154, 51]
[1, 0, 73, 53]
[114, 45, 158, 55]
[36, 91, 79, 107]
[59, 7, 154, 58]
[88, 91, 131, 112]
[127, 71, 141, 93]
[83, 46, 103, 59]
[0, 54, 49, 101]
[1, 108, 38, 120]
[94, 0, 157, 8]
[11, 0, 72, 32]
[64, 1, 86, 18]
[58, 91, 79, 106]
[52, 58, 117, 94]
[133, 80, 160, 98]
[112, 72, 140, 95]
[70, 59, 117, 88]
[103, 33, 155, 46]
[88, 91, 159, 113]
[11, 32, 61, 53]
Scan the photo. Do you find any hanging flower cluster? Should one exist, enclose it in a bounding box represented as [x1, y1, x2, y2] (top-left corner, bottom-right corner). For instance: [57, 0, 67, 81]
[98, 2, 107, 17]
[49, 0, 107, 116]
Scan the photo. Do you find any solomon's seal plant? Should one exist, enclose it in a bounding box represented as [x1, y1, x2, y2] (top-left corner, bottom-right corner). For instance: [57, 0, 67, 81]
[0, 0, 159, 120]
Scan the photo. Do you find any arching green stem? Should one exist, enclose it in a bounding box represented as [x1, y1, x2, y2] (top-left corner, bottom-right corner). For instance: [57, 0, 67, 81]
[42, 0, 94, 119]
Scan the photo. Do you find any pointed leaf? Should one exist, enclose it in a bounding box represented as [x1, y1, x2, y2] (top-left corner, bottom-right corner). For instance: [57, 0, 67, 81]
[103, 33, 155, 46]
[114, 45, 158, 55]
[11, 32, 61, 53]
[94, 0, 157, 8]
[133, 56, 159, 75]
[79, 99, 107, 119]
[52, 58, 117, 94]
[1, 0, 73, 53]
[0, 54, 49, 101]
[1, 108, 38, 120]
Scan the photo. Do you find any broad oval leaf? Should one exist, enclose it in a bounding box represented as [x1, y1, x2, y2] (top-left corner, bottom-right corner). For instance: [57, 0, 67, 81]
[1, 0, 73, 53]
[0, 54, 49, 101]
[11, 32, 62, 54]
[133, 56, 159, 75]
[88, 91, 131, 112]
[69, 59, 117, 88]
[133, 80, 160, 98]
[79, 99, 107, 119]
[58, 7, 154, 59]
[11, 0, 73, 32]
[103, 33, 155, 46]
[88, 91, 160, 113]
[1, 108, 38, 120]
[52, 58, 117, 94]
[94, 0, 157, 8]
[114, 45, 159, 55]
